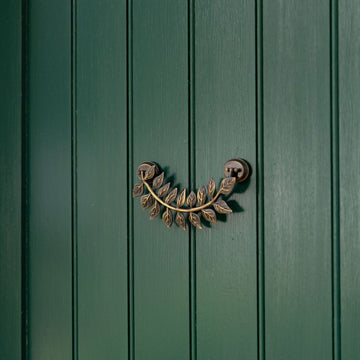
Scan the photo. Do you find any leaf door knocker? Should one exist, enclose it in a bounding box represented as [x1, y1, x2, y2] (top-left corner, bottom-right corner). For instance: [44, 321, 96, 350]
[132, 158, 250, 230]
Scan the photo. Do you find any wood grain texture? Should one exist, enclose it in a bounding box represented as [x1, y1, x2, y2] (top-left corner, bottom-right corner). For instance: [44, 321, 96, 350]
[330, 1, 341, 358]
[339, 1, 360, 358]
[27, 1, 73, 359]
[263, 1, 332, 359]
[132, 1, 190, 359]
[76, 1, 128, 359]
[0, 2, 23, 359]
[4, 1, 360, 358]
[194, 1, 257, 358]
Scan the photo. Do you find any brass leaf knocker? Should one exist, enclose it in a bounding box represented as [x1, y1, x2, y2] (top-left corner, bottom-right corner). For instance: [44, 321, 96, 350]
[133, 159, 250, 230]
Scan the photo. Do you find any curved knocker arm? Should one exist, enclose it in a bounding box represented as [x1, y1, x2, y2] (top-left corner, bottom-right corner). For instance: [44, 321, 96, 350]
[132, 158, 250, 230]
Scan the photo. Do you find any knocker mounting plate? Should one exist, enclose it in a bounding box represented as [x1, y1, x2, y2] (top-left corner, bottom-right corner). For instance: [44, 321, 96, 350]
[133, 158, 250, 230]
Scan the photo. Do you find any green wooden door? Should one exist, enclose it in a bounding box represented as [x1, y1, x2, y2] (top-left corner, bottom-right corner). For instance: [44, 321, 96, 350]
[1, 1, 360, 360]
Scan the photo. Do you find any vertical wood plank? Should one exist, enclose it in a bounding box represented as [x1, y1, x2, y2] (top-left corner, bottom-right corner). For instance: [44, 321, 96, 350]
[330, 0, 341, 358]
[132, 1, 190, 359]
[76, 1, 128, 359]
[339, 1, 360, 358]
[28, 1, 73, 359]
[195, 1, 258, 359]
[263, 1, 332, 359]
[0, 2, 23, 359]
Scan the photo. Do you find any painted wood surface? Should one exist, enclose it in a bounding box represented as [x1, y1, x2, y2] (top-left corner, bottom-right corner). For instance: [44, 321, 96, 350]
[132, 1, 190, 359]
[195, 1, 257, 359]
[2, 1, 360, 359]
[27, 1, 73, 359]
[0, 2, 23, 359]
[263, 1, 333, 359]
[339, 1, 360, 359]
[76, 1, 128, 359]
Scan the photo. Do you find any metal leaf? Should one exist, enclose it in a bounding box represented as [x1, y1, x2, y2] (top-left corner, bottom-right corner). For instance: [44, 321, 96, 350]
[175, 212, 187, 231]
[152, 172, 164, 190]
[220, 177, 236, 195]
[132, 182, 144, 198]
[207, 178, 216, 198]
[149, 200, 160, 220]
[197, 186, 206, 205]
[158, 182, 171, 198]
[162, 208, 173, 228]
[141, 193, 153, 210]
[143, 165, 156, 180]
[165, 187, 178, 204]
[187, 191, 196, 208]
[189, 212, 203, 229]
[176, 188, 186, 207]
[213, 199, 232, 214]
[201, 208, 217, 223]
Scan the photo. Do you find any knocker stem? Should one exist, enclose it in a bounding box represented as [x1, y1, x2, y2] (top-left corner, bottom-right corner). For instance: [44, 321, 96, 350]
[142, 179, 222, 213]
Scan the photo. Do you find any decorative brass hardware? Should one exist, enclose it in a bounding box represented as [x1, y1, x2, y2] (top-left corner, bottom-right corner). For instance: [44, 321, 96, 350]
[133, 159, 250, 230]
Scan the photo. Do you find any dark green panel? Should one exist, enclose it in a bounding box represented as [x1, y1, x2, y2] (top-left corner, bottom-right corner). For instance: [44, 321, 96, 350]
[28, 1, 72, 359]
[263, 1, 332, 359]
[0, 2, 22, 359]
[339, 1, 360, 358]
[132, 1, 189, 359]
[194, 1, 257, 358]
[76, 0, 128, 359]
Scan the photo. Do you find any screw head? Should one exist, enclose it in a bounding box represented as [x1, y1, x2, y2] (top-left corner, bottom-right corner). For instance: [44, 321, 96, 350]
[223, 158, 250, 183]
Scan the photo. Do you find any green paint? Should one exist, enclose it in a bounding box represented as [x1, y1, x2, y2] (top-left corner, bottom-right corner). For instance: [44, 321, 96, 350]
[28, 1, 73, 359]
[132, 1, 190, 359]
[0, 2, 23, 359]
[76, 1, 128, 359]
[263, 1, 332, 358]
[195, 1, 258, 358]
[1, 1, 360, 359]
[339, 1, 360, 359]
